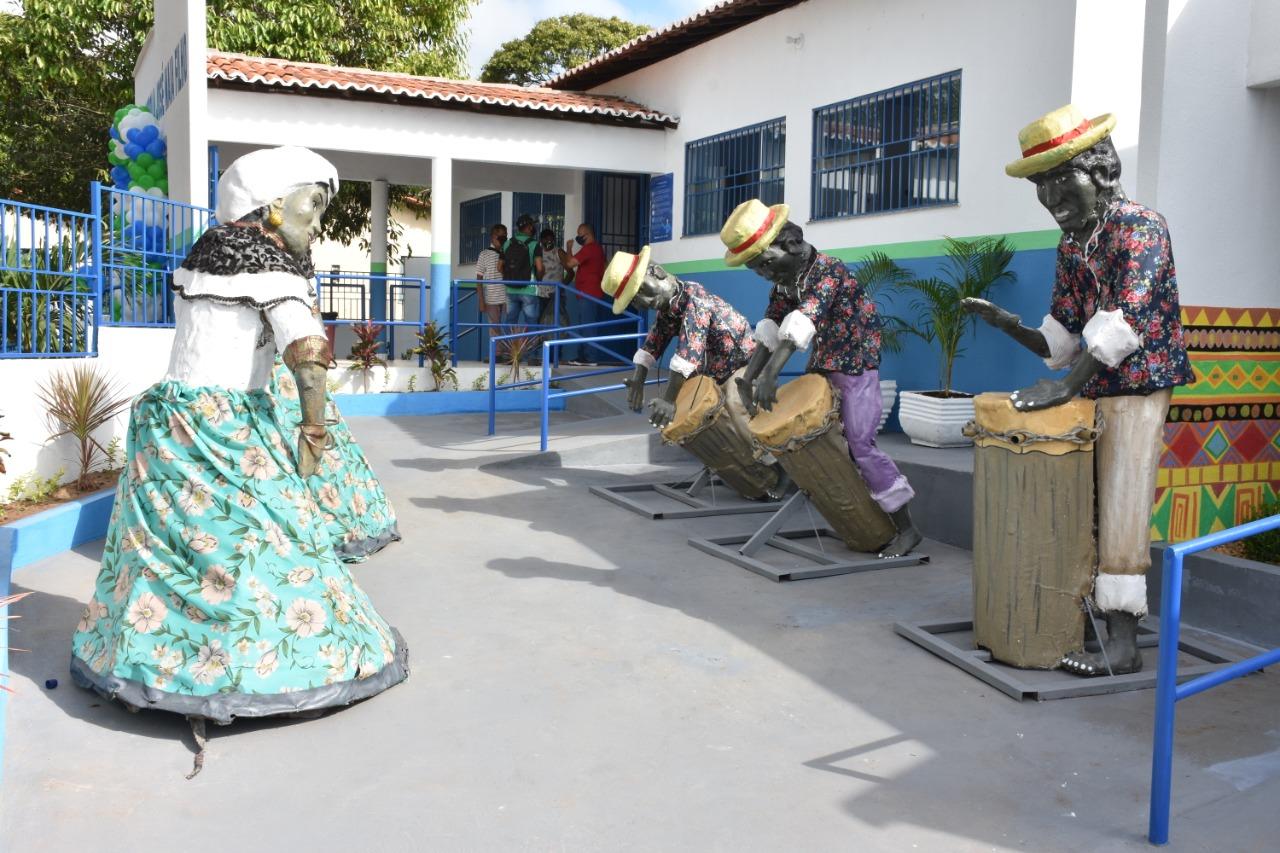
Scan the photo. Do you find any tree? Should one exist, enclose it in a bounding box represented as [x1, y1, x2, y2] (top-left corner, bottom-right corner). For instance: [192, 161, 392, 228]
[480, 14, 649, 87]
[0, 0, 472, 248]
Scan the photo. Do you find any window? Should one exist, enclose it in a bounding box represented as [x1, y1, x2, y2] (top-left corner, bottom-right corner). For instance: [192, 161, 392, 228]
[811, 70, 961, 221]
[512, 192, 566, 243]
[683, 118, 786, 237]
[458, 193, 501, 265]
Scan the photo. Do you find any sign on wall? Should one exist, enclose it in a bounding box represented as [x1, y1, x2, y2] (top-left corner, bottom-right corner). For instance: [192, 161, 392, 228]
[649, 172, 673, 243]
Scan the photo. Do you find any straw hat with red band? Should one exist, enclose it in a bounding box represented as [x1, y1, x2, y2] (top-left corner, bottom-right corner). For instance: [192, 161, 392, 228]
[720, 199, 790, 267]
[601, 245, 652, 314]
[1005, 104, 1117, 178]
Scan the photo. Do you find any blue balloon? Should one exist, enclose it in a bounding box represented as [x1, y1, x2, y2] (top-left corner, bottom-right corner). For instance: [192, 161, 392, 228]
[111, 166, 131, 187]
[126, 127, 142, 144]
[142, 125, 160, 145]
[123, 143, 142, 160]
[109, 126, 120, 141]
[145, 140, 166, 158]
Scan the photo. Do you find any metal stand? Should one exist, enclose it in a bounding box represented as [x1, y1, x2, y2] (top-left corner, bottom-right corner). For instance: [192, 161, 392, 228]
[893, 620, 1236, 701]
[590, 468, 785, 520]
[688, 492, 928, 582]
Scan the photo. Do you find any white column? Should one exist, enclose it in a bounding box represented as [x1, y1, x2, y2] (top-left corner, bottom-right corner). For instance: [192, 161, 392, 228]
[429, 156, 453, 329]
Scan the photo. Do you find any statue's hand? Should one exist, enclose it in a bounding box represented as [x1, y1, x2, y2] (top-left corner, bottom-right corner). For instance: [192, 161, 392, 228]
[962, 297, 1021, 333]
[754, 371, 781, 412]
[1010, 379, 1073, 412]
[623, 374, 646, 412]
[735, 376, 758, 417]
[648, 398, 676, 429]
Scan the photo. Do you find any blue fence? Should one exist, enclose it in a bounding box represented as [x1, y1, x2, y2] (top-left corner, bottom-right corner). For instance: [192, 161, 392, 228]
[1, 198, 96, 358]
[315, 270, 429, 362]
[1148, 512, 1280, 845]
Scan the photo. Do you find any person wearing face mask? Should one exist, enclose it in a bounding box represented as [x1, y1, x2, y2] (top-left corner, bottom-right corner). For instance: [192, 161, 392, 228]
[562, 223, 608, 365]
[535, 227, 571, 329]
[69, 147, 408, 760]
[725, 199, 921, 560]
[475, 223, 508, 329]
[963, 106, 1193, 677]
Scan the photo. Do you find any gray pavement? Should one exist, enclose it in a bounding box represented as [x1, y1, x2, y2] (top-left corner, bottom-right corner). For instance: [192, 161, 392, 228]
[3, 412, 1279, 852]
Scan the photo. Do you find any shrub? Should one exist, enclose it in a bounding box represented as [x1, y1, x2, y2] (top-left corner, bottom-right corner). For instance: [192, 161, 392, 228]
[1240, 501, 1280, 565]
[36, 364, 132, 491]
[402, 322, 458, 391]
[0, 414, 11, 475]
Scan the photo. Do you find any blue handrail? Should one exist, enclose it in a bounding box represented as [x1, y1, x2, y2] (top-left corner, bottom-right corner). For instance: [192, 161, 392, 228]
[1148, 512, 1280, 845]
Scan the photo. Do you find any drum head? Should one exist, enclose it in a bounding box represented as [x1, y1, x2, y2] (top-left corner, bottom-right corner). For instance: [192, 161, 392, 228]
[972, 392, 1097, 455]
[748, 373, 833, 448]
[661, 375, 722, 444]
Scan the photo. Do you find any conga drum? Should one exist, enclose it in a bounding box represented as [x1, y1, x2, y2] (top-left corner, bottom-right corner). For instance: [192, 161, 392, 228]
[661, 374, 781, 500]
[748, 374, 895, 552]
[968, 393, 1099, 669]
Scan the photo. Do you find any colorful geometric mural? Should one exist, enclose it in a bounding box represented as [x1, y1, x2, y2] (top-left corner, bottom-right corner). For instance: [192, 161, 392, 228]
[1152, 307, 1280, 541]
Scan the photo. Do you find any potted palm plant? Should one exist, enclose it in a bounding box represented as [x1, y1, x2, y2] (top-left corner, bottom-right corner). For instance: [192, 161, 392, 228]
[850, 252, 913, 432]
[896, 236, 1016, 447]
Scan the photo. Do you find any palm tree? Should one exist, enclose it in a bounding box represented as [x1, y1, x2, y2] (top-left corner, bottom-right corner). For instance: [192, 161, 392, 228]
[897, 236, 1016, 396]
[849, 251, 913, 355]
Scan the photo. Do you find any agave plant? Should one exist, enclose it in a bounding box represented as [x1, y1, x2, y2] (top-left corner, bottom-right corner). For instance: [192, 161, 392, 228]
[496, 328, 536, 380]
[35, 364, 133, 491]
[402, 321, 458, 391]
[346, 321, 388, 393]
[896, 236, 1016, 396]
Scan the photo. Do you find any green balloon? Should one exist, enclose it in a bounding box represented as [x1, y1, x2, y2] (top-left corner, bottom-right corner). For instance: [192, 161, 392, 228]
[113, 107, 129, 123]
[127, 162, 143, 179]
[108, 151, 124, 167]
[136, 152, 155, 168]
[157, 178, 169, 194]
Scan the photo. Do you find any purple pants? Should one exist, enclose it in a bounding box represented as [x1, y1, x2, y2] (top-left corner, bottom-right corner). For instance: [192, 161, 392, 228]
[825, 370, 914, 513]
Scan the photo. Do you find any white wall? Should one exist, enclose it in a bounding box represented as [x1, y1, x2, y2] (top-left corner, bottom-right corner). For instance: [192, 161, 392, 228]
[1247, 0, 1280, 88]
[311, 204, 433, 274]
[0, 328, 174, 499]
[591, 0, 1080, 265]
[1151, 0, 1280, 306]
[135, 1, 208, 207]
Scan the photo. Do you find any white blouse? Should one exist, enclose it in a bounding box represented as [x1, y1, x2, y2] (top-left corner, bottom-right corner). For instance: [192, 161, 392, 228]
[164, 267, 323, 391]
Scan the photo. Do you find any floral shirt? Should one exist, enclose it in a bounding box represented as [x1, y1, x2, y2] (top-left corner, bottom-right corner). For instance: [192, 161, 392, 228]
[764, 252, 881, 375]
[641, 281, 755, 382]
[1049, 199, 1193, 398]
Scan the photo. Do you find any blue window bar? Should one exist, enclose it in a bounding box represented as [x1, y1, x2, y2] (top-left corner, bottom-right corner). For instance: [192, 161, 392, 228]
[458, 193, 501, 265]
[512, 192, 566, 243]
[683, 117, 786, 237]
[811, 69, 961, 220]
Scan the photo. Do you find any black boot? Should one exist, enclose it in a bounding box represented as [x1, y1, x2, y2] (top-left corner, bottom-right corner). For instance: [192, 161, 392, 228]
[878, 503, 922, 558]
[1061, 610, 1142, 677]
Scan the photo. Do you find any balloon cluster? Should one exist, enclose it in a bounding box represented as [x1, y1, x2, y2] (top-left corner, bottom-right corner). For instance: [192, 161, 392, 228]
[107, 105, 168, 198]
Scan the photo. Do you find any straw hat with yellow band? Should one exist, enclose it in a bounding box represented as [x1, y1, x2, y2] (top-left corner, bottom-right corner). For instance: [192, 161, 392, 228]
[720, 199, 789, 267]
[1005, 104, 1117, 179]
[600, 244, 651, 314]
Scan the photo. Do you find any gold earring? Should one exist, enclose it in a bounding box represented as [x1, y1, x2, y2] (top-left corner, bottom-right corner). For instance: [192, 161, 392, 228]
[267, 209, 284, 228]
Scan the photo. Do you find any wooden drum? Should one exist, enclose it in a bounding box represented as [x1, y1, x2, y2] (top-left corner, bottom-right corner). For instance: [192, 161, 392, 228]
[969, 393, 1099, 669]
[661, 375, 781, 500]
[748, 374, 895, 552]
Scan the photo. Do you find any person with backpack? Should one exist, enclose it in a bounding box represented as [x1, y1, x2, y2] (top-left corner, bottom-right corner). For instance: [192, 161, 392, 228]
[502, 213, 543, 329]
[475, 223, 507, 329]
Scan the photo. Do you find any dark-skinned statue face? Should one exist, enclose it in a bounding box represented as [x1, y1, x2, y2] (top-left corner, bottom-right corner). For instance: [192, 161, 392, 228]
[1028, 139, 1122, 245]
[746, 237, 810, 289]
[630, 263, 678, 313]
[268, 183, 332, 258]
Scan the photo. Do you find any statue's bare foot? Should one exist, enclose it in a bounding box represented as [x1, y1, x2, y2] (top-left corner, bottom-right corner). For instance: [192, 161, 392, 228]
[878, 526, 922, 559]
[1060, 611, 1142, 677]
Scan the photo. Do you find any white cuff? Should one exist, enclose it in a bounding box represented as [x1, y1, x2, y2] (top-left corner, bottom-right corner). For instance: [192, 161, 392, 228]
[778, 310, 816, 350]
[1093, 572, 1148, 616]
[754, 318, 780, 350]
[668, 353, 698, 377]
[1082, 309, 1142, 368]
[1038, 314, 1082, 371]
[632, 349, 657, 369]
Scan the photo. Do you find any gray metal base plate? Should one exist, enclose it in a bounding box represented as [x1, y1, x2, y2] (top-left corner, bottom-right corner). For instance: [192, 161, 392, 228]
[689, 528, 928, 582]
[894, 620, 1235, 701]
[590, 473, 784, 520]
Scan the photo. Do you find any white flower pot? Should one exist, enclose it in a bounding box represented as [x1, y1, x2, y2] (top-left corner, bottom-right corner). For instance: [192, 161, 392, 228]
[897, 390, 975, 448]
[878, 379, 897, 433]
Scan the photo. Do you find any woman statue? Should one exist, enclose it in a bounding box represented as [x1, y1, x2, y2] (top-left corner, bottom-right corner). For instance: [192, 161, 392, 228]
[70, 147, 408, 767]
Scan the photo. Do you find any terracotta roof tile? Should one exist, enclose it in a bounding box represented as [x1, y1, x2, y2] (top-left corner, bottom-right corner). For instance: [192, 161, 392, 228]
[206, 51, 678, 129]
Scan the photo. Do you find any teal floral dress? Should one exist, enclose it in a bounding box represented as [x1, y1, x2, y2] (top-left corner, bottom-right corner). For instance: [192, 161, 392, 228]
[70, 223, 408, 723]
[266, 359, 401, 561]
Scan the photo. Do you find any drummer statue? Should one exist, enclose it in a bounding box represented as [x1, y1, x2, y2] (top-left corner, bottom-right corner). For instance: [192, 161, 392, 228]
[964, 105, 1193, 676]
[613, 245, 757, 429]
[724, 200, 921, 559]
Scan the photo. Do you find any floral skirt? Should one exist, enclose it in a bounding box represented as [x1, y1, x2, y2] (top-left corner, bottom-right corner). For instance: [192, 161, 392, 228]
[70, 380, 408, 723]
[266, 360, 401, 562]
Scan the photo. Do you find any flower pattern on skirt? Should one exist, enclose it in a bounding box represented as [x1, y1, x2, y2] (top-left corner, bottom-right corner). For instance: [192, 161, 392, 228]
[764, 252, 881, 375]
[71, 381, 402, 706]
[265, 360, 400, 561]
[640, 281, 755, 382]
[1048, 200, 1194, 398]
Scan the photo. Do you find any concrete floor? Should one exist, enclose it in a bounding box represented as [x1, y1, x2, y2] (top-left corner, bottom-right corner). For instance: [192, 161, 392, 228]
[3, 412, 1279, 852]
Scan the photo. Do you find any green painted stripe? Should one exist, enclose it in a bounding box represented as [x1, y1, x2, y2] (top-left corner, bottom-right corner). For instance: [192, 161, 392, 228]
[431, 251, 450, 265]
[370, 261, 387, 274]
[659, 227, 1061, 276]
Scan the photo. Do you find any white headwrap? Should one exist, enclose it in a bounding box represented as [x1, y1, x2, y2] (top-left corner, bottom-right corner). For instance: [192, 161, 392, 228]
[215, 146, 339, 224]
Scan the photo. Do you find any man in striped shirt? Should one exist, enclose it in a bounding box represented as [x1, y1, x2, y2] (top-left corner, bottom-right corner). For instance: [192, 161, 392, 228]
[475, 223, 507, 328]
